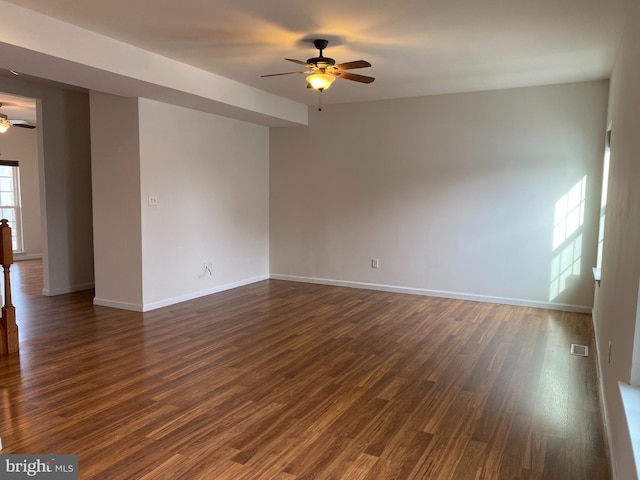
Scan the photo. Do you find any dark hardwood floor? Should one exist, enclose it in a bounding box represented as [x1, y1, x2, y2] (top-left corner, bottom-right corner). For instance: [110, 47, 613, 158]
[0, 260, 609, 479]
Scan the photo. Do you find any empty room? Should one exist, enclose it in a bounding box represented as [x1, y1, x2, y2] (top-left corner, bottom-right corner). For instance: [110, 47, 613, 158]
[0, 0, 639, 478]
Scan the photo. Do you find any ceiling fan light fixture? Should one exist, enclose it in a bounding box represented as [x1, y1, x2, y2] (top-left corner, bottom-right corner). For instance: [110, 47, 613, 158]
[306, 73, 335, 91]
[0, 114, 11, 134]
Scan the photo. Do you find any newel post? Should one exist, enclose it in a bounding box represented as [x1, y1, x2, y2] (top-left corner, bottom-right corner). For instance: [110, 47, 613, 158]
[0, 219, 18, 355]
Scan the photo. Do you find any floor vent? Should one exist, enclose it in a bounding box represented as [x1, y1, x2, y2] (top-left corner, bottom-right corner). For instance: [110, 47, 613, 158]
[570, 344, 589, 357]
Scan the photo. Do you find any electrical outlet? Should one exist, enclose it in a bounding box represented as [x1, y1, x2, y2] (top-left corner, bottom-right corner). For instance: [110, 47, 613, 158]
[371, 258, 380, 269]
[148, 194, 159, 206]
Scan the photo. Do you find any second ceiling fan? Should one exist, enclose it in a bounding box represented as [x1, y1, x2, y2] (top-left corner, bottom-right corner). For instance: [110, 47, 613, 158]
[261, 39, 375, 92]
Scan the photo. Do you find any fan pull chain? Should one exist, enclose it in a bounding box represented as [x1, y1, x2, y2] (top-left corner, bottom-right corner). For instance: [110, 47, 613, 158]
[318, 90, 323, 112]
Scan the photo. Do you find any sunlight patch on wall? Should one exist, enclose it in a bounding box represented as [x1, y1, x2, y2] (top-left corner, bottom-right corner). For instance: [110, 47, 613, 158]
[552, 176, 586, 250]
[550, 176, 587, 301]
[550, 234, 583, 300]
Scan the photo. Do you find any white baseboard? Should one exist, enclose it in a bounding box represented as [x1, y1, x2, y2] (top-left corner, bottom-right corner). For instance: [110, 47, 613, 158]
[42, 282, 95, 296]
[591, 311, 616, 479]
[94, 275, 269, 313]
[269, 274, 593, 313]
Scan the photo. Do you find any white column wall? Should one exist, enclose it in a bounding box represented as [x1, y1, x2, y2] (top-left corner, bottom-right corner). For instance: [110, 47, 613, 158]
[90, 92, 143, 309]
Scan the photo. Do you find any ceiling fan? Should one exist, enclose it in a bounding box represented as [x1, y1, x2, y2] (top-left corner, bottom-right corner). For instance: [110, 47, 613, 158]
[0, 103, 36, 133]
[261, 39, 375, 92]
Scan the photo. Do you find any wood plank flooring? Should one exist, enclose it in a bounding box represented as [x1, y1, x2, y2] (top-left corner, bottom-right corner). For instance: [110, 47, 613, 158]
[0, 260, 609, 479]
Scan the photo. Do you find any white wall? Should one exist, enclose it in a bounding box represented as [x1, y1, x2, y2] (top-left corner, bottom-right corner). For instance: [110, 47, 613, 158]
[592, 1, 640, 477]
[0, 125, 42, 257]
[0, 76, 93, 295]
[270, 81, 609, 311]
[90, 92, 143, 310]
[138, 99, 269, 309]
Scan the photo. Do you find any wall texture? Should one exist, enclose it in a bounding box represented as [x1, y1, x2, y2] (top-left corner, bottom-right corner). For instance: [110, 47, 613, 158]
[0, 125, 42, 257]
[592, 1, 640, 477]
[271, 81, 609, 311]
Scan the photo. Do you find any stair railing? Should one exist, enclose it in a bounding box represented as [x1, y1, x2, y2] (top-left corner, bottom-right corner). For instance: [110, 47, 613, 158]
[0, 219, 17, 355]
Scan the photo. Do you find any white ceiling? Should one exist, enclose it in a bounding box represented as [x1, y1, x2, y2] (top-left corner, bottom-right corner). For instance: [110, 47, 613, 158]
[0, 89, 36, 124]
[0, 0, 629, 119]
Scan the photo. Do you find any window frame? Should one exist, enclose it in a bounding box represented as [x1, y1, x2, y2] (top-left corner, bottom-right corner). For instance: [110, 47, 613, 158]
[0, 160, 24, 253]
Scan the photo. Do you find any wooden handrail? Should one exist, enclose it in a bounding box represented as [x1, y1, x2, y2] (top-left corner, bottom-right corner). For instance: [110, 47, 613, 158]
[0, 218, 18, 355]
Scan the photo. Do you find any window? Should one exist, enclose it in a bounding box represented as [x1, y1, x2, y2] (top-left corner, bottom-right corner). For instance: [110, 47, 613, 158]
[596, 124, 612, 270]
[0, 161, 23, 252]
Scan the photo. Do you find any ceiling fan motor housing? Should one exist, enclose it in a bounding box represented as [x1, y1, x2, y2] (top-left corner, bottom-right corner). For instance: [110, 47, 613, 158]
[313, 39, 329, 50]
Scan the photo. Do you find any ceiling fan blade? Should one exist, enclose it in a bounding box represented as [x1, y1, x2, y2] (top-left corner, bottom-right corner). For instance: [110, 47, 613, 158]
[336, 71, 375, 84]
[261, 71, 310, 77]
[9, 120, 36, 129]
[335, 60, 371, 70]
[285, 58, 311, 67]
